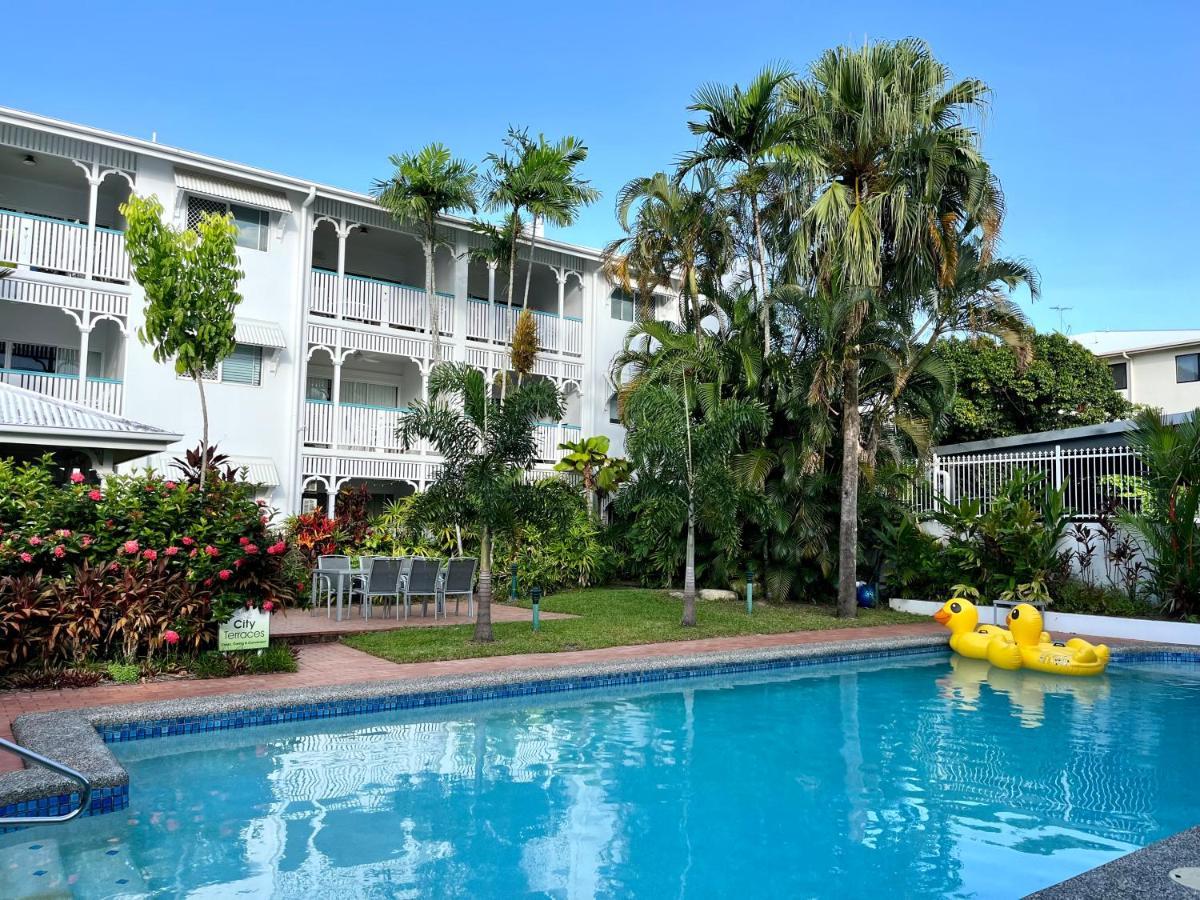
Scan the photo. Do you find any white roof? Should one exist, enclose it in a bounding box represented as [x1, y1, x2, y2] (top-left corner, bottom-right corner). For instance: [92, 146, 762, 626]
[235, 318, 288, 349]
[141, 452, 279, 486]
[175, 169, 292, 213]
[0, 382, 176, 438]
[1072, 330, 1200, 357]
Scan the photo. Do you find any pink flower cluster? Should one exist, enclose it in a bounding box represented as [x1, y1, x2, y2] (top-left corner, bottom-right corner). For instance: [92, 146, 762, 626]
[265, 541, 287, 556]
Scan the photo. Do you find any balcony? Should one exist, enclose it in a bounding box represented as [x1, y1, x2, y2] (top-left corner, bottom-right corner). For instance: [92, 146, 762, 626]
[0, 369, 124, 415]
[303, 400, 575, 463]
[0, 210, 130, 284]
[309, 268, 454, 335]
[466, 300, 583, 356]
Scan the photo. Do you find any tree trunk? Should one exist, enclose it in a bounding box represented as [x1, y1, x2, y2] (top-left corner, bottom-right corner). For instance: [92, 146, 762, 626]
[425, 234, 441, 365]
[837, 353, 861, 618]
[194, 371, 209, 494]
[501, 212, 520, 402]
[520, 214, 538, 311]
[750, 196, 770, 356]
[473, 526, 494, 641]
[682, 500, 697, 626]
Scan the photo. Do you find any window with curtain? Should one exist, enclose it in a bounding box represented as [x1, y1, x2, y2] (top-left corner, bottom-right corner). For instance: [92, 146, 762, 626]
[218, 344, 263, 386]
[1177, 353, 1200, 384]
[608, 393, 621, 424]
[306, 376, 332, 401]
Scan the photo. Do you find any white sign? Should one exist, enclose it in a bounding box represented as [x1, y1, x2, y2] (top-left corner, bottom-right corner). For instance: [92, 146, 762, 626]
[218, 607, 270, 652]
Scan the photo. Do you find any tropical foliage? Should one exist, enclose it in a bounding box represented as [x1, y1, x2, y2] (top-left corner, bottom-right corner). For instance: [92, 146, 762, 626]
[934, 331, 1131, 443]
[121, 194, 243, 491]
[0, 454, 293, 670]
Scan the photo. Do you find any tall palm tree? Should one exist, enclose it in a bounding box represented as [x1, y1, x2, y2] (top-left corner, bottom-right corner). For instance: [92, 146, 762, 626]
[514, 133, 599, 313]
[372, 144, 477, 364]
[679, 64, 800, 353]
[782, 39, 1003, 617]
[399, 363, 563, 641]
[603, 168, 733, 340]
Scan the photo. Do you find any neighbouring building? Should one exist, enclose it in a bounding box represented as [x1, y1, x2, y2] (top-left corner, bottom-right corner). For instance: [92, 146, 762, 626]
[1072, 329, 1200, 414]
[0, 106, 644, 516]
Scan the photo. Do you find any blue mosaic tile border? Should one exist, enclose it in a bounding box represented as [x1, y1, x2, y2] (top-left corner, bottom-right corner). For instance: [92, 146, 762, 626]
[0, 784, 127, 834]
[99, 643, 949, 745]
[1110, 648, 1200, 669]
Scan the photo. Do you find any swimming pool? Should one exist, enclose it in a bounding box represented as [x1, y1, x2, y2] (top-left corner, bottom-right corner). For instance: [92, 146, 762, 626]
[3, 650, 1199, 898]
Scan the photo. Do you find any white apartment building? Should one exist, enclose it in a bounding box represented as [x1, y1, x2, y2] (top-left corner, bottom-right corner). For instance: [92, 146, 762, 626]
[0, 107, 637, 515]
[1073, 330, 1200, 415]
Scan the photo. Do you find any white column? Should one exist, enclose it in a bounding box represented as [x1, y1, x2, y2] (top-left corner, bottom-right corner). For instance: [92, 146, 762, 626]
[486, 261, 498, 345]
[331, 357, 343, 451]
[334, 219, 351, 322]
[450, 234, 470, 364]
[73, 161, 102, 388]
[325, 478, 337, 519]
[77, 324, 92, 400]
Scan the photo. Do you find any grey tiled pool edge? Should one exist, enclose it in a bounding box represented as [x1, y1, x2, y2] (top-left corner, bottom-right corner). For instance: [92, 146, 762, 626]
[0, 637, 1194, 834]
[1025, 825, 1200, 899]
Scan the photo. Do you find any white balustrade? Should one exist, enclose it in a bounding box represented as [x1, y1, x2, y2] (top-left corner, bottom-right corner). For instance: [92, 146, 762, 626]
[0, 211, 129, 283]
[468, 301, 583, 356]
[0, 370, 124, 415]
[309, 269, 454, 336]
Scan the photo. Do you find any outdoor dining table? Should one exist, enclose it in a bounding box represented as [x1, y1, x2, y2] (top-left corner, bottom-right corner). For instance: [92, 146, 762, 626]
[311, 564, 355, 622]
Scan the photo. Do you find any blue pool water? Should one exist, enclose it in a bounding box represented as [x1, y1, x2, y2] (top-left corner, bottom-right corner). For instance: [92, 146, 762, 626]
[4, 652, 1200, 899]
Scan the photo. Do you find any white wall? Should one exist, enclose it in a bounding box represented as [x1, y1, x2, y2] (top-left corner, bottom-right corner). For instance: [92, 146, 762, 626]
[1105, 344, 1200, 414]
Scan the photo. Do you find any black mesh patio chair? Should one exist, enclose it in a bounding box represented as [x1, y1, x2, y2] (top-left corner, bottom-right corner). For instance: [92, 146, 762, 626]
[438, 558, 478, 618]
[352, 557, 408, 619]
[401, 557, 442, 619]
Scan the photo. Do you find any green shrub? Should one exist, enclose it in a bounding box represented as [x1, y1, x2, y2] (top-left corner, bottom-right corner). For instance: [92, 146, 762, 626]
[106, 661, 140, 684]
[190, 642, 297, 678]
[1054, 580, 1156, 618]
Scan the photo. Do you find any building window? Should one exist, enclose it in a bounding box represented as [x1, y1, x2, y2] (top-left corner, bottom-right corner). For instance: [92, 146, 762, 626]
[203, 344, 262, 386]
[9, 342, 56, 373]
[186, 195, 269, 251]
[610, 290, 635, 322]
[608, 393, 621, 424]
[1109, 362, 1128, 390]
[1178, 353, 1200, 384]
[306, 376, 332, 402]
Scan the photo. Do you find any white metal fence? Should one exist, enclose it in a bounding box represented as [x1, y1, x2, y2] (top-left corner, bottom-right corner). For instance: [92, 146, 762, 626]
[911, 445, 1146, 519]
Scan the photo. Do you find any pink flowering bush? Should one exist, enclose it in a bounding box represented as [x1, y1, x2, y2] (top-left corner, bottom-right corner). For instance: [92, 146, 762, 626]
[0, 455, 294, 666]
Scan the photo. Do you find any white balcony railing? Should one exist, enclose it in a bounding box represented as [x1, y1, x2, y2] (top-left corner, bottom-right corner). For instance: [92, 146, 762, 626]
[0, 369, 124, 415]
[304, 400, 576, 463]
[466, 300, 583, 356]
[309, 269, 453, 335]
[0, 211, 130, 283]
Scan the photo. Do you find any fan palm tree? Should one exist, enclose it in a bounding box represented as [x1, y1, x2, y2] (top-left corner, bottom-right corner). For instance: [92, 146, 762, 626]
[372, 144, 477, 364]
[679, 64, 801, 352]
[398, 363, 563, 641]
[782, 39, 1003, 617]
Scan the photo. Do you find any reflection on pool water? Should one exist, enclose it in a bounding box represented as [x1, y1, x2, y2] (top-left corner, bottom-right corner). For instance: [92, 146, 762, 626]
[3, 652, 1199, 899]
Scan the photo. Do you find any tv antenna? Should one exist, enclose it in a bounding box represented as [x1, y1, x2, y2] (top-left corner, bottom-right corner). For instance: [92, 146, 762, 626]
[1049, 306, 1073, 333]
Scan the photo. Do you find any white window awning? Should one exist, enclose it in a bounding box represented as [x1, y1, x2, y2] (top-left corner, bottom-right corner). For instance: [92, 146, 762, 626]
[235, 318, 288, 349]
[175, 169, 292, 214]
[227, 456, 280, 486]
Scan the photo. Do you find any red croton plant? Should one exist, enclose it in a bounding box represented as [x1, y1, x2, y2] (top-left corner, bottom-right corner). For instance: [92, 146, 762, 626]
[0, 453, 295, 670]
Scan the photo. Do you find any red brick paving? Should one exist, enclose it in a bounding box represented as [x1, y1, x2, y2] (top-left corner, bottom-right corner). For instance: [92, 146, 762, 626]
[0, 622, 944, 773]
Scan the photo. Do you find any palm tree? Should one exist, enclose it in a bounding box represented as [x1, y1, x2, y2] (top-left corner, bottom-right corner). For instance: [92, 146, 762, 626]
[399, 363, 563, 641]
[372, 144, 477, 364]
[782, 39, 1003, 617]
[514, 133, 599, 313]
[553, 434, 631, 514]
[603, 168, 733, 340]
[679, 64, 800, 353]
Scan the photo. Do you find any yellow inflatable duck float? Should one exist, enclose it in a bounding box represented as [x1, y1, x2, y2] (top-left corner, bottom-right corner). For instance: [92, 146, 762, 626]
[933, 597, 1012, 660]
[987, 603, 1110, 676]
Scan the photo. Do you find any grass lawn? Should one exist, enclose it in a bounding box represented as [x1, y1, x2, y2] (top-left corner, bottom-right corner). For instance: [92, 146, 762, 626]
[343, 587, 927, 665]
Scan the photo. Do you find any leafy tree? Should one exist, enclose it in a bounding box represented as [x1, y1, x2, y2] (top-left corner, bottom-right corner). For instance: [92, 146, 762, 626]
[934, 331, 1130, 443]
[121, 194, 243, 492]
[372, 144, 477, 364]
[398, 363, 563, 641]
[553, 434, 631, 513]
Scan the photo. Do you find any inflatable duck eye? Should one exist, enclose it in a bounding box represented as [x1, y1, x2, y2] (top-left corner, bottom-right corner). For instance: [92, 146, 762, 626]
[950, 602, 962, 614]
[1011, 609, 1020, 620]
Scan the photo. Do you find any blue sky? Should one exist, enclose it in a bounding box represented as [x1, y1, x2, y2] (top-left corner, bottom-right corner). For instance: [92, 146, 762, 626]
[6, 1, 1196, 333]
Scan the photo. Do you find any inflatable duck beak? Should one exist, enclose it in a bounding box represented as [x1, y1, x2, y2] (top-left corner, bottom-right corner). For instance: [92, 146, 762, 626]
[933, 608, 950, 624]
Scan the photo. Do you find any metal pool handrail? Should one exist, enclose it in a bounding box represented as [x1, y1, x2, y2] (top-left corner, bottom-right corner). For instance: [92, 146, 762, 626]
[0, 737, 92, 826]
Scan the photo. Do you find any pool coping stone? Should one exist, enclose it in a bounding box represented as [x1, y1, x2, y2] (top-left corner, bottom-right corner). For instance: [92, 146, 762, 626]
[1025, 824, 1200, 899]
